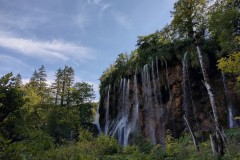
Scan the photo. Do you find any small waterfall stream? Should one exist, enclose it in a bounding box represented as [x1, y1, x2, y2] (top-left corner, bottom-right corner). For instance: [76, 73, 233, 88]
[132, 74, 139, 133]
[142, 64, 156, 144]
[222, 72, 237, 128]
[94, 105, 101, 133]
[182, 53, 200, 131]
[104, 86, 110, 135]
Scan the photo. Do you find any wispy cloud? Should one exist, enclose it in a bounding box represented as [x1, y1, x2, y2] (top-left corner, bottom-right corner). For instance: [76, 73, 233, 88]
[0, 54, 30, 75]
[0, 55, 28, 67]
[87, 0, 102, 5]
[0, 9, 48, 31]
[86, 0, 112, 21]
[73, 12, 90, 31]
[113, 11, 133, 30]
[99, 3, 112, 19]
[0, 35, 94, 63]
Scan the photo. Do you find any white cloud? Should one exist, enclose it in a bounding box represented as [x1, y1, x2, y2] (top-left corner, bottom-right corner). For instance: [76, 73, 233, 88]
[0, 35, 94, 62]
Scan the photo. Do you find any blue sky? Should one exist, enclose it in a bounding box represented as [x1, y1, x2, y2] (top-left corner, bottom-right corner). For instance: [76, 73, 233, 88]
[0, 0, 176, 101]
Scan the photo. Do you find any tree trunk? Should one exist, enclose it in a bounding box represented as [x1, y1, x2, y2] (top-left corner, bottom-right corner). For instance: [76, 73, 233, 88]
[195, 43, 224, 157]
[183, 115, 199, 152]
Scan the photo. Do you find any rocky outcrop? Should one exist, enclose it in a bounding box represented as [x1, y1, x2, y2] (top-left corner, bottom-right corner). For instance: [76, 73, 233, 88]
[99, 57, 240, 146]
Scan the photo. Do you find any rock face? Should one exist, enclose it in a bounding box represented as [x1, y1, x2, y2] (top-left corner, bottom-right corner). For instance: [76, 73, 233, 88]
[99, 57, 240, 146]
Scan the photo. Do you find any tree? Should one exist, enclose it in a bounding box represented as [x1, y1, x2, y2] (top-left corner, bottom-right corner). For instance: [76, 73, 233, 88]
[72, 82, 95, 105]
[209, 0, 240, 53]
[51, 66, 74, 107]
[29, 70, 39, 89]
[72, 82, 95, 124]
[171, 0, 207, 38]
[60, 66, 74, 107]
[15, 74, 22, 87]
[171, 0, 225, 156]
[38, 65, 48, 97]
[52, 68, 63, 105]
[217, 36, 240, 85]
[0, 73, 25, 123]
[64, 66, 74, 106]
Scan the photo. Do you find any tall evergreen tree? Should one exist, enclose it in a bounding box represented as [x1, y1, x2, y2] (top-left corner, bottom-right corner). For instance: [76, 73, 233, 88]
[29, 70, 39, 89]
[15, 74, 22, 87]
[38, 65, 48, 99]
[52, 66, 74, 107]
[52, 68, 63, 105]
[65, 66, 74, 106]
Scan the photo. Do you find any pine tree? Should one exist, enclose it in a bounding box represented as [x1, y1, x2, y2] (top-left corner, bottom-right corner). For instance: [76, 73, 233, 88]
[38, 65, 48, 98]
[29, 70, 39, 89]
[15, 74, 22, 87]
[52, 66, 74, 107]
[52, 68, 63, 105]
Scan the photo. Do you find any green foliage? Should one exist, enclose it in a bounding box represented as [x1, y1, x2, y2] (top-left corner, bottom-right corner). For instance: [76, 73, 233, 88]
[0, 73, 25, 123]
[209, 0, 240, 53]
[217, 52, 240, 75]
[134, 133, 154, 154]
[96, 134, 122, 155]
[72, 82, 95, 104]
[171, 0, 207, 38]
[165, 130, 181, 157]
[149, 144, 166, 160]
[45, 105, 80, 142]
[1, 130, 54, 160]
[79, 103, 95, 123]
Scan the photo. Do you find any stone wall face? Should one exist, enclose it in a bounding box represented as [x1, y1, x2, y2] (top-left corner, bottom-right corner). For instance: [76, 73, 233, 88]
[99, 58, 240, 146]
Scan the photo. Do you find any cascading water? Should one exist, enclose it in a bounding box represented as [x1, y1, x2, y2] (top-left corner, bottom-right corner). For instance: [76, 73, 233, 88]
[108, 78, 131, 146]
[165, 61, 172, 101]
[131, 74, 139, 133]
[152, 60, 158, 105]
[182, 53, 199, 130]
[182, 59, 190, 118]
[154, 57, 166, 146]
[94, 105, 101, 133]
[142, 64, 156, 144]
[104, 85, 110, 135]
[221, 72, 237, 128]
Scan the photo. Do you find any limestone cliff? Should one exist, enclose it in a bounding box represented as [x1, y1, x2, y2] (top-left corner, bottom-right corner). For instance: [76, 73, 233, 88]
[99, 57, 240, 146]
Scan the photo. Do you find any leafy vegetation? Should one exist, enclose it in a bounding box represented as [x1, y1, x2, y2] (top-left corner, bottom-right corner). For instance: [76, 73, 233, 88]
[0, 66, 97, 159]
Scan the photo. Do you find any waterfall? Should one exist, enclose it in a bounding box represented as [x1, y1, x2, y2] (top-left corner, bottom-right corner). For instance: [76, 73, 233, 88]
[132, 74, 139, 132]
[182, 53, 199, 130]
[94, 105, 101, 133]
[152, 60, 158, 107]
[182, 59, 189, 117]
[221, 72, 237, 128]
[109, 78, 131, 146]
[155, 57, 166, 146]
[104, 86, 110, 134]
[165, 61, 172, 101]
[142, 64, 156, 144]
